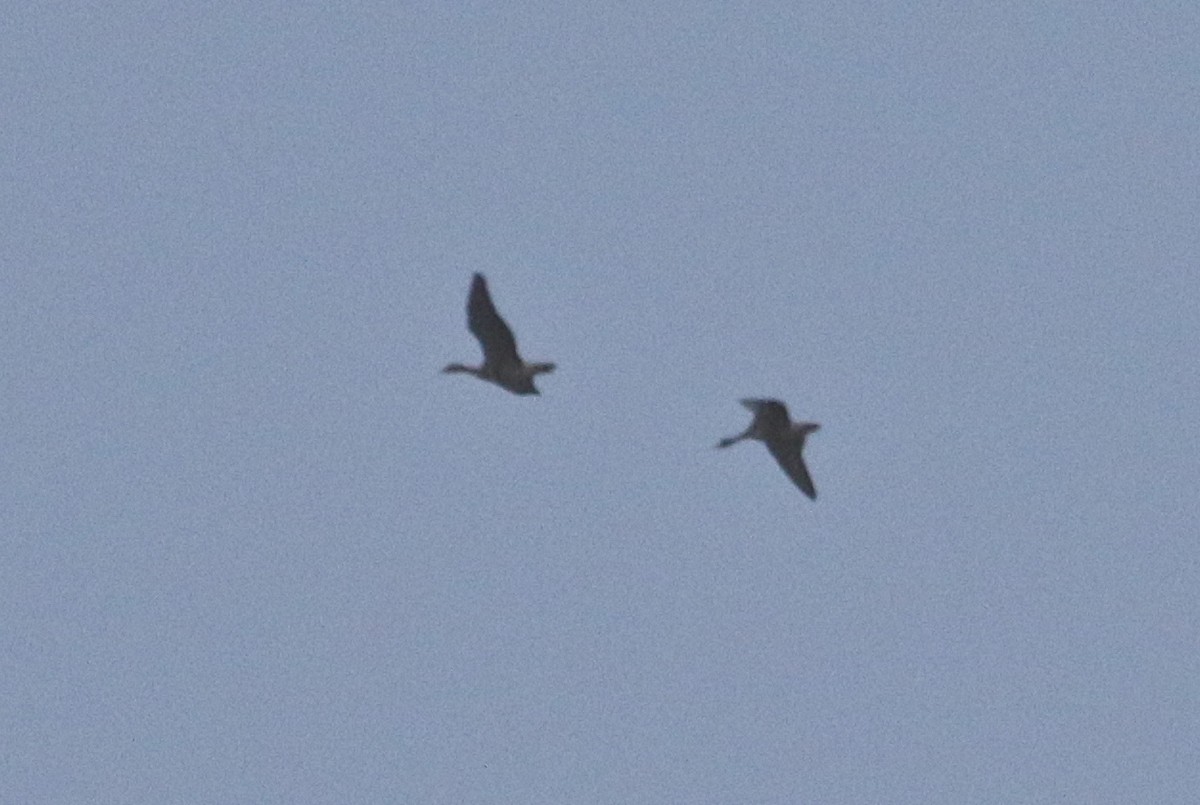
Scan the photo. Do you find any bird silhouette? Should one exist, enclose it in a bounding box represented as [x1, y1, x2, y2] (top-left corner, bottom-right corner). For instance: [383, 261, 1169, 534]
[443, 273, 555, 395]
[717, 398, 820, 499]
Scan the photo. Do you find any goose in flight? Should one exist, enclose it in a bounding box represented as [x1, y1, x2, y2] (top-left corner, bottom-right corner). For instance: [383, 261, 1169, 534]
[717, 398, 820, 499]
[443, 273, 555, 395]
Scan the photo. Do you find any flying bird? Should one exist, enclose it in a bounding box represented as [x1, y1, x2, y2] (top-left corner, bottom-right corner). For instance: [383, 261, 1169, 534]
[443, 273, 556, 395]
[717, 398, 820, 499]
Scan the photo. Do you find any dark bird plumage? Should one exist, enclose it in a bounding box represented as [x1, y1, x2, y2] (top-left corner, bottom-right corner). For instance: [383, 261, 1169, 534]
[717, 398, 820, 499]
[443, 273, 555, 395]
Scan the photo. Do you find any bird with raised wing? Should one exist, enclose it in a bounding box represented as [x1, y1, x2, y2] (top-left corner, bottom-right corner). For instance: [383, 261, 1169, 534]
[443, 273, 555, 395]
[717, 398, 820, 499]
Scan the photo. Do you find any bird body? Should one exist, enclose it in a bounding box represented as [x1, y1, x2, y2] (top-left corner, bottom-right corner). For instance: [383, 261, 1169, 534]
[717, 398, 820, 499]
[443, 273, 555, 395]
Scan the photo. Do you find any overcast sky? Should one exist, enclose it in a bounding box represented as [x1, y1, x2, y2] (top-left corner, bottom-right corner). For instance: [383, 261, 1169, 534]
[3, 3, 1198, 803]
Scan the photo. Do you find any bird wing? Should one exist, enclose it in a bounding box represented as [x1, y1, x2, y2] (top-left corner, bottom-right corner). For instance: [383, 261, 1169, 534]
[466, 274, 522, 365]
[743, 399, 791, 430]
[766, 438, 817, 499]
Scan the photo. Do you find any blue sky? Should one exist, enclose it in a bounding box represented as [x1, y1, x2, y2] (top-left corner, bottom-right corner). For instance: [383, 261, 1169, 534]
[3, 3, 1198, 802]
